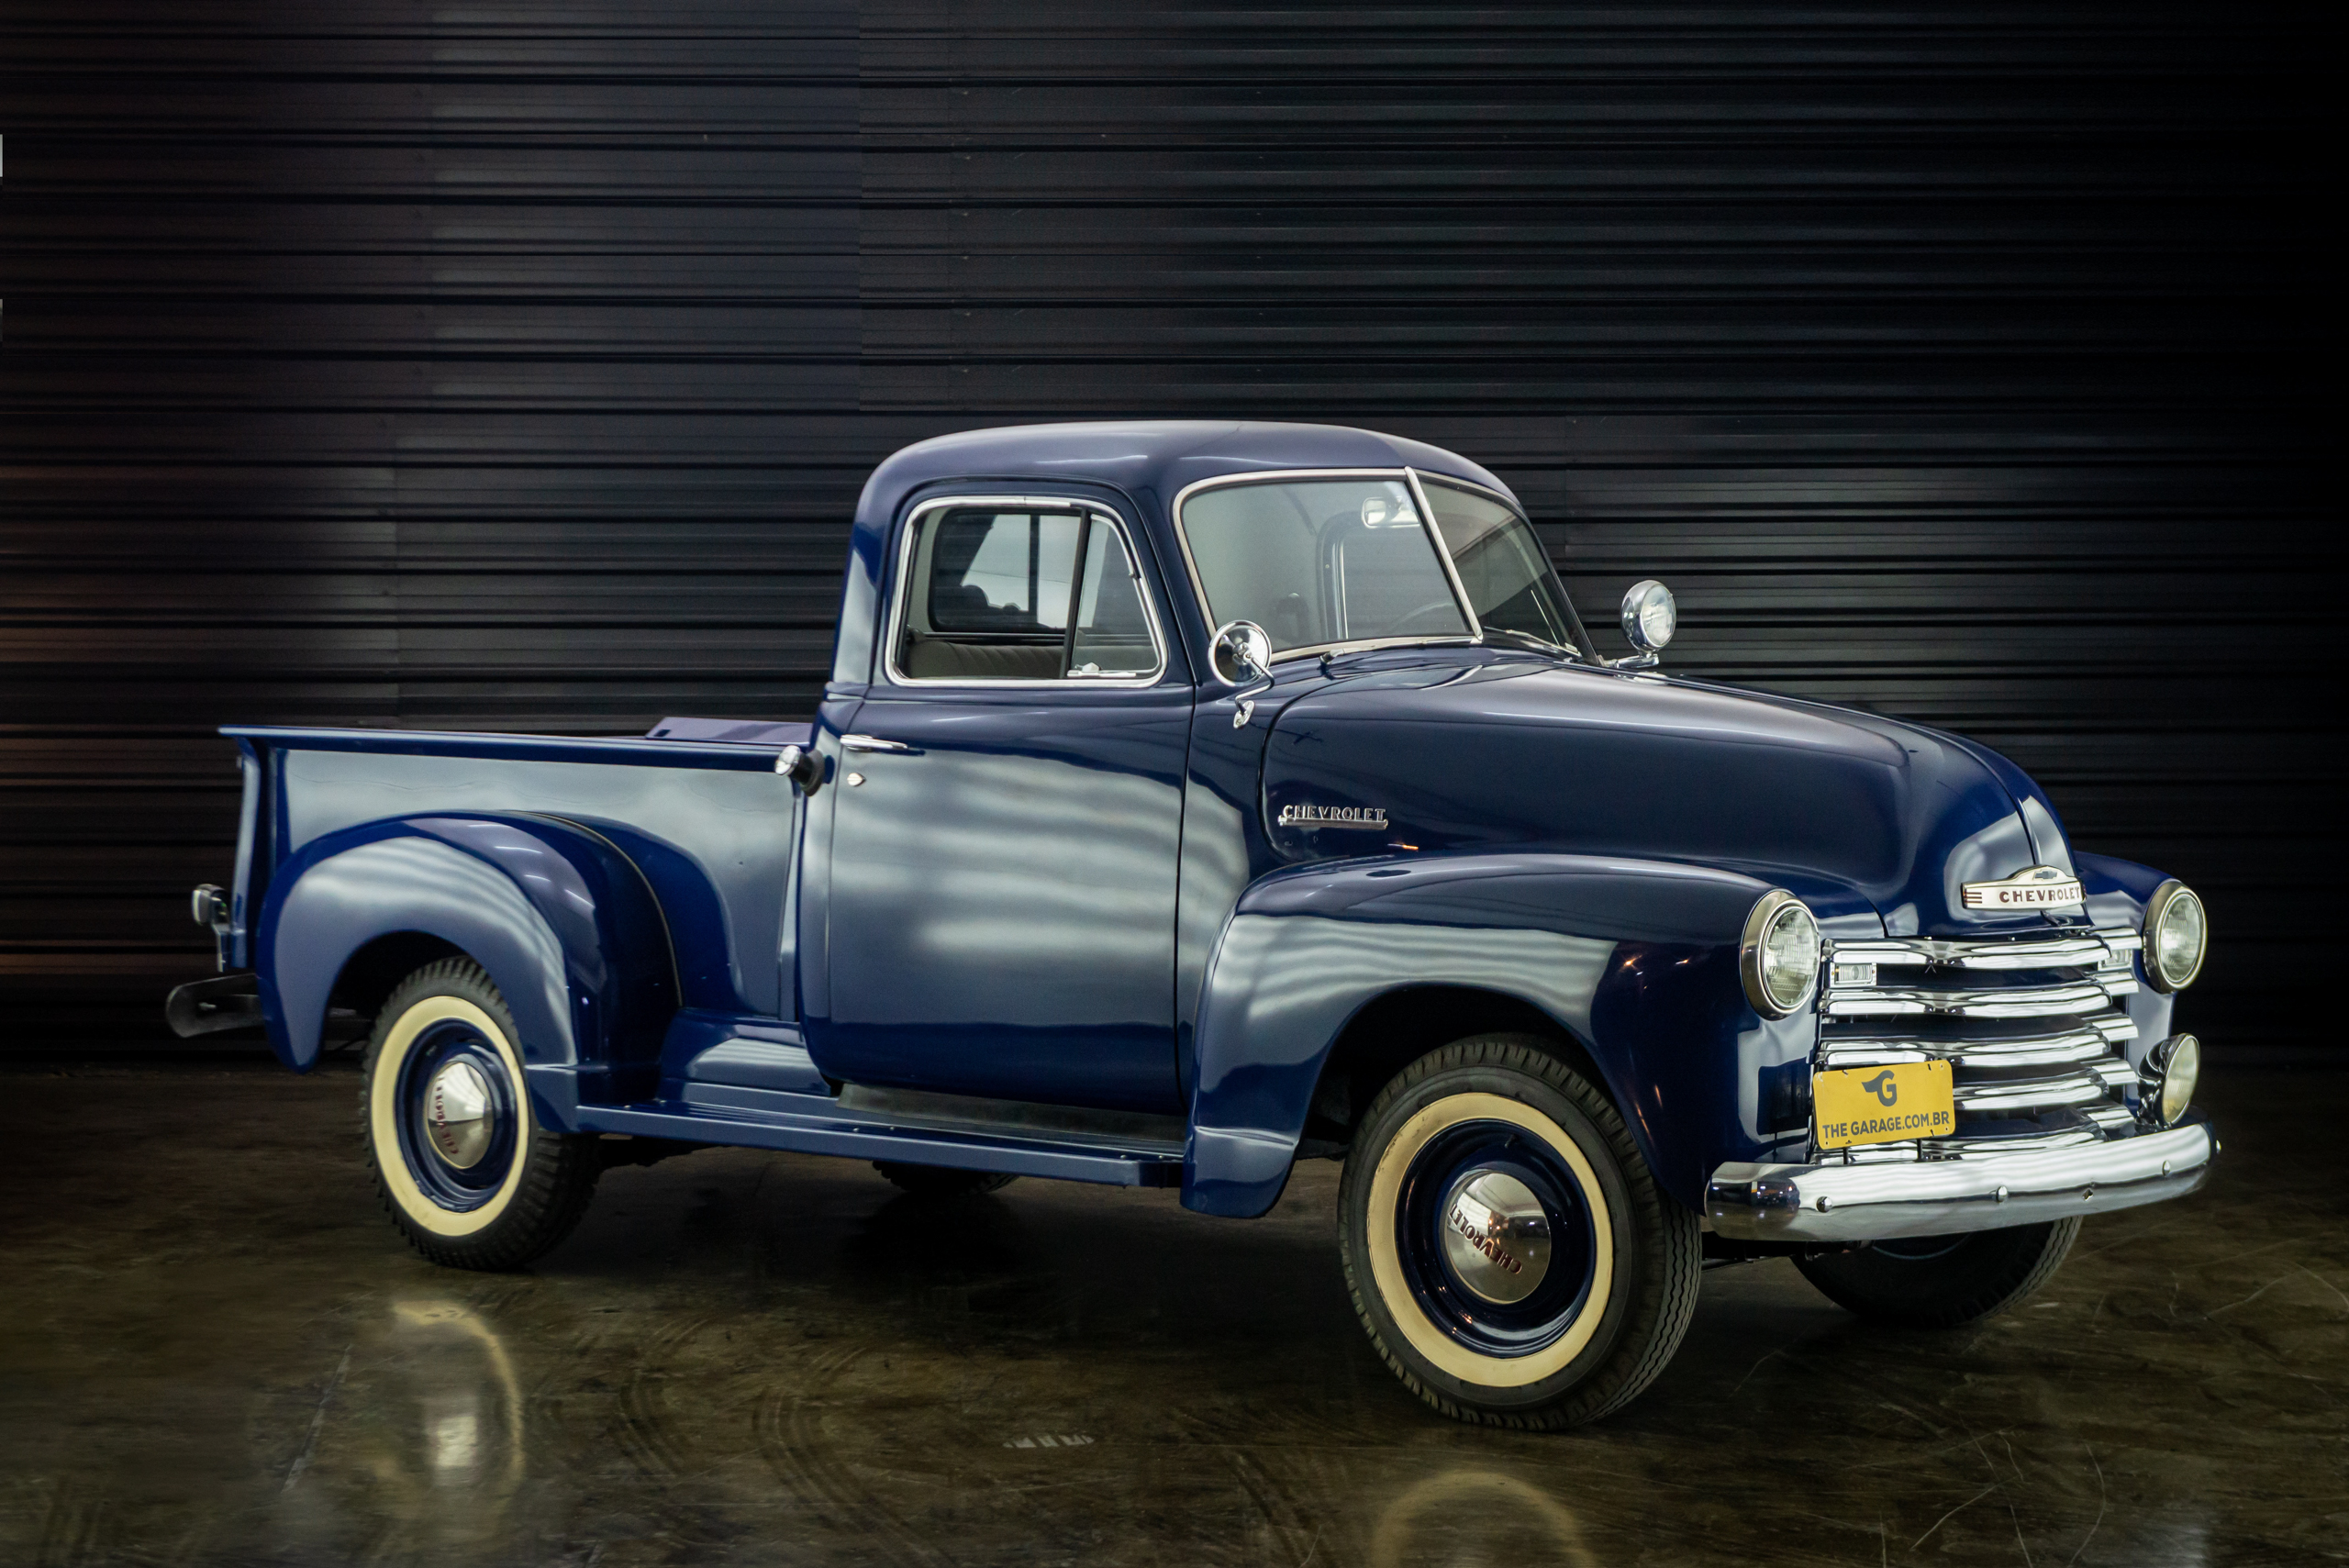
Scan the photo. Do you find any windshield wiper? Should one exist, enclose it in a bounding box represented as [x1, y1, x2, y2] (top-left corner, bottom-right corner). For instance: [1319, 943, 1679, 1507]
[1482, 626, 1582, 662]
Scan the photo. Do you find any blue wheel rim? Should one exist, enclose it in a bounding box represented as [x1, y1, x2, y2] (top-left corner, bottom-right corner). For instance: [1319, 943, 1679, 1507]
[1393, 1118, 1599, 1358]
[392, 1018, 519, 1211]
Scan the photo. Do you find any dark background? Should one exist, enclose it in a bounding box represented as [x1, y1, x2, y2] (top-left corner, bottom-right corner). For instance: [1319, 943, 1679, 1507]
[0, 4, 2329, 1053]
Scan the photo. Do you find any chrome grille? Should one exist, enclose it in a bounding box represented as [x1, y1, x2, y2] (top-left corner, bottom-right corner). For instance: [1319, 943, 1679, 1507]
[1815, 925, 2144, 1159]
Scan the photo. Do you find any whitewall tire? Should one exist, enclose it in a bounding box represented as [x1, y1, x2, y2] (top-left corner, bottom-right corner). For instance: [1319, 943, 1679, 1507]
[361, 958, 602, 1270]
[1339, 1035, 1702, 1428]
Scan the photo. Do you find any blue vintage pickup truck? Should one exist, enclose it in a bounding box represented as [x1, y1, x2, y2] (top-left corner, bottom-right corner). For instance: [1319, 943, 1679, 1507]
[172, 422, 2213, 1427]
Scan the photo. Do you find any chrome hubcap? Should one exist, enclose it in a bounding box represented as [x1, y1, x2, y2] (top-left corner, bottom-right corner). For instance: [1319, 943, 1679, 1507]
[422, 1060, 495, 1169]
[1440, 1169, 1552, 1304]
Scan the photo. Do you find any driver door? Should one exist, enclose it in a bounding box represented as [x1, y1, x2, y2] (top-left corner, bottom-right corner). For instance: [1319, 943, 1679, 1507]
[812, 497, 1191, 1115]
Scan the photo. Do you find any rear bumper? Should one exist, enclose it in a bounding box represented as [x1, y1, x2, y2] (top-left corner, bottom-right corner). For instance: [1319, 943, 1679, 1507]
[1706, 1115, 2215, 1243]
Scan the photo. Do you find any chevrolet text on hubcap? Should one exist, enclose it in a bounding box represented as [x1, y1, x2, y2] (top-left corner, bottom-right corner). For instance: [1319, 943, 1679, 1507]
[422, 1059, 495, 1169]
[1440, 1169, 1552, 1305]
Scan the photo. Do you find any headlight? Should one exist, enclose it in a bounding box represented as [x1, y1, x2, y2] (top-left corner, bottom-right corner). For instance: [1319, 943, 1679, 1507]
[2143, 880, 2207, 993]
[1740, 890, 1820, 1018]
[2145, 1033, 2200, 1126]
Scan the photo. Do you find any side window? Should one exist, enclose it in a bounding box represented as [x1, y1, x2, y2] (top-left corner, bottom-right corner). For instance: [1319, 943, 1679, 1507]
[896, 506, 1161, 682]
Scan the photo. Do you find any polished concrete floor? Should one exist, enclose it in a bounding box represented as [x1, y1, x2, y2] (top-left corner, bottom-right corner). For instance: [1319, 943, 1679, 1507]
[1, 1063, 2340, 1567]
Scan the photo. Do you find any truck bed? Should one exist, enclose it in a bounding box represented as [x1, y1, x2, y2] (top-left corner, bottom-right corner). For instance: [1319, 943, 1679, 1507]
[226, 723, 804, 1018]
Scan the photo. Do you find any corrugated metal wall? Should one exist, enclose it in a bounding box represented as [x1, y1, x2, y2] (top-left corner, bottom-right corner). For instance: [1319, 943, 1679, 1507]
[0, 4, 2326, 1050]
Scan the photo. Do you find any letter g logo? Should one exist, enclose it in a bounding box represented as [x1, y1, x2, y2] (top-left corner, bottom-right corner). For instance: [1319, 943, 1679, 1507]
[1861, 1070, 1898, 1107]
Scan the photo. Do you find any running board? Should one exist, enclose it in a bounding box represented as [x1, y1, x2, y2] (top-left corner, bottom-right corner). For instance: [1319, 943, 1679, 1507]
[575, 1085, 1186, 1188]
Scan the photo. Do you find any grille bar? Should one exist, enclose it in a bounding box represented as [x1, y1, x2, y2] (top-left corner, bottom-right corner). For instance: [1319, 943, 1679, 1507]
[1823, 977, 2132, 1019]
[1820, 1022, 2133, 1073]
[1833, 929, 2141, 972]
[1953, 1059, 2137, 1113]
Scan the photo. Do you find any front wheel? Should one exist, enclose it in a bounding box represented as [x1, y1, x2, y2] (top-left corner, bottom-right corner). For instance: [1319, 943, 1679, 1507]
[1793, 1219, 2079, 1328]
[1339, 1035, 1702, 1429]
[361, 957, 602, 1270]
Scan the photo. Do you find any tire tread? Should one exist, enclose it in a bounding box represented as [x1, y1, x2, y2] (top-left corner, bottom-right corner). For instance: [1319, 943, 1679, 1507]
[1794, 1217, 2081, 1328]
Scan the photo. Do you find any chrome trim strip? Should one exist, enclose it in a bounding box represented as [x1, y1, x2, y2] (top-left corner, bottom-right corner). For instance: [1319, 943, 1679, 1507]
[840, 734, 913, 754]
[881, 494, 1170, 689]
[1166, 468, 1487, 666]
[1708, 1118, 2215, 1242]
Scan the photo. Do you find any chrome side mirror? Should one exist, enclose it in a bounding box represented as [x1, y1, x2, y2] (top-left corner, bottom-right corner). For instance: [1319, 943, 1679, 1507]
[1617, 580, 1676, 668]
[1209, 619, 1273, 685]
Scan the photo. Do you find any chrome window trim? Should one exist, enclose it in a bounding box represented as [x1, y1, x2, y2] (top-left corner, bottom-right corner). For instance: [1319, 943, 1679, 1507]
[881, 494, 1170, 690]
[1404, 469, 1485, 644]
[1167, 467, 1490, 666]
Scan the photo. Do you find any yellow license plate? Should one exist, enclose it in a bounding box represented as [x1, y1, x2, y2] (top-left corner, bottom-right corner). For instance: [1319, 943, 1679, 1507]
[1813, 1060, 1954, 1150]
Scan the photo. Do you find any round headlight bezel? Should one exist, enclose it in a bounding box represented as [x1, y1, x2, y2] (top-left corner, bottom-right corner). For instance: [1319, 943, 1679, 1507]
[2145, 1032, 2200, 1127]
[1620, 579, 1677, 653]
[2143, 879, 2207, 994]
[1740, 890, 1820, 1019]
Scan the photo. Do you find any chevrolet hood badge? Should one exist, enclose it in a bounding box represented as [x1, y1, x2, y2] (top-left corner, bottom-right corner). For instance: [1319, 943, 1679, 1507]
[1961, 864, 2084, 910]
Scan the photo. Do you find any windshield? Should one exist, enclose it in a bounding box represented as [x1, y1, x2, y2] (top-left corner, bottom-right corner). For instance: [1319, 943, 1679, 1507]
[1418, 478, 1585, 653]
[1179, 473, 1586, 660]
[1179, 477, 1471, 656]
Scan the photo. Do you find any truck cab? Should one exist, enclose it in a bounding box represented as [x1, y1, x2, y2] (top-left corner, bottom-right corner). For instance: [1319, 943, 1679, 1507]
[176, 421, 2215, 1428]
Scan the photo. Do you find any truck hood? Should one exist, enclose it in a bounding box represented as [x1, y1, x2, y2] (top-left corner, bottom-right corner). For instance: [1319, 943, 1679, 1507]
[1260, 655, 2076, 939]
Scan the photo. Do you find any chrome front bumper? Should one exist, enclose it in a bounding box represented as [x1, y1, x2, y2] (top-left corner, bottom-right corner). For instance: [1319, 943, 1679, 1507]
[1706, 1116, 2215, 1243]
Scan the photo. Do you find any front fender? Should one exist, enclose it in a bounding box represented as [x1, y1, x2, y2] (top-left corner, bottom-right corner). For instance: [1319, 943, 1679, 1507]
[1182, 851, 1820, 1218]
[255, 815, 677, 1107]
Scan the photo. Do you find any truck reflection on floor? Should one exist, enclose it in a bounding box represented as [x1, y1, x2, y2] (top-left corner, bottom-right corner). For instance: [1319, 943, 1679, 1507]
[278, 1299, 526, 1546]
[1370, 1468, 1598, 1568]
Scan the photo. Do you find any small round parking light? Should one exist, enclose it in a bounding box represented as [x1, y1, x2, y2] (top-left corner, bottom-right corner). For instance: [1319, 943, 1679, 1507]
[2146, 1033, 2201, 1127]
[1740, 890, 1820, 1018]
[2143, 880, 2207, 993]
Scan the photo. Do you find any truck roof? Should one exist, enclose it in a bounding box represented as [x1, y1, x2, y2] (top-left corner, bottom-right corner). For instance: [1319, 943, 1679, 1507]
[855, 420, 1517, 529]
[836, 421, 1520, 686]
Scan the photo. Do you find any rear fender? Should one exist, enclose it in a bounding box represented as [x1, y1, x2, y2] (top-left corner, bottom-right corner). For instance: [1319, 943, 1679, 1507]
[1182, 852, 1821, 1218]
[254, 815, 678, 1114]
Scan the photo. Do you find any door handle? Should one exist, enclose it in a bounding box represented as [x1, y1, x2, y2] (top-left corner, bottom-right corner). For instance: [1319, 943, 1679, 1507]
[841, 734, 916, 754]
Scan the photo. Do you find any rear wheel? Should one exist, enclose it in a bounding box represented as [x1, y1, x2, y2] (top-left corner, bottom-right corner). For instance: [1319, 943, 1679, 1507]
[361, 958, 602, 1270]
[874, 1162, 1018, 1198]
[1794, 1219, 2079, 1328]
[1339, 1035, 1702, 1429]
